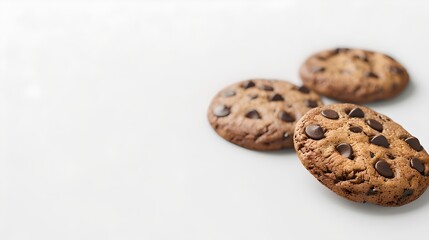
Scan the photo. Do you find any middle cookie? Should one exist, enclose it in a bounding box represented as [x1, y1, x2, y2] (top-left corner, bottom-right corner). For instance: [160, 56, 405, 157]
[207, 79, 323, 150]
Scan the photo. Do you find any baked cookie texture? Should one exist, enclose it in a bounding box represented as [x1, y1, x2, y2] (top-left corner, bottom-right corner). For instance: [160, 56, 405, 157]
[294, 103, 429, 206]
[208, 79, 323, 150]
[300, 48, 409, 103]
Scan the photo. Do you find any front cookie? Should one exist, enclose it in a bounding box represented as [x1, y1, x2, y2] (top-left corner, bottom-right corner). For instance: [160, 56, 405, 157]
[294, 103, 429, 206]
[208, 79, 323, 150]
[300, 48, 409, 103]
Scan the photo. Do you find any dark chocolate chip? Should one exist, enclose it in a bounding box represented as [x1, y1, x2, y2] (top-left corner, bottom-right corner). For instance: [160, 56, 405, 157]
[213, 105, 230, 117]
[348, 107, 364, 118]
[260, 85, 274, 91]
[366, 119, 383, 132]
[349, 126, 362, 133]
[305, 124, 324, 140]
[333, 48, 350, 54]
[242, 81, 255, 89]
[354, 55, 368, 62]
[370, 152, 375, 158]
[365, 72, 379, 78]
[270, 94, 284, 101]
[410, 158, 425, 174]
[375, 160, 394, 178]
[222, 90, 236, 97]
[321, 109, 339, 120]
[279, 111, 295, 122]
[387, 153, 395, 160]
[311, 66, 325, 73]
[401, 189, 414, 200]
[283, 132, 290, 139]
[336, 143, 353, 159]
[306, 100, 318, 108]
[298, 86, 310, 94]
[390, 66, 404, 74]
[405, 137, 423, 151]
[245, 110, 261, 119]
[370, 135, 389, 148]
[367, 186, 378, 196]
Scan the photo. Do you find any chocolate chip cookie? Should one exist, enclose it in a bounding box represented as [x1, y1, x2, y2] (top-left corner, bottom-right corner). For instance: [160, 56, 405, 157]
[300, 48, 409, 103]
[208, 79, 323, 150]
[294, 103, 429, 206]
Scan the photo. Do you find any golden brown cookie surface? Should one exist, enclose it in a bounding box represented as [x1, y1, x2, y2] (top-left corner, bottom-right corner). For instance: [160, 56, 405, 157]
[208, 79, 323, 150]
[300, 48, 409, 103]
[294, 103, 429, 206]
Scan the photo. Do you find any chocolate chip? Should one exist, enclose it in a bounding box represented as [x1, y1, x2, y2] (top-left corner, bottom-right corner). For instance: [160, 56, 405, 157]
[354, 55, 368, 62]
[242, 81, 255, 89]
[367, 186, 378, 196]
[333, 48, 350, 54]
[410, 158, 425, 174]
[270, 94, 284, 101]
[348, 107, 364, 118]
[370, 135, 389, 148]
[375, 160, 394, 178]
[370, 152, 375, 158]
[245, 110, 261, 119]
[279, 111, 295, 122]
[366, 119, 383, 132]
[401, 189, 414, 200]
[336, 143, 353, 159]
[306, 100, 318, 108]
[405, 137, 423, 151]
[311, 66, 325, 73]
[321, 109, 339, 119]
[305, 124, 324, 140]
[349, 126, 362, 133]
[283, 132, 290, 139]
[213, 105, 230, 117]
[260, 85, 274, 91]
[390, 66, 403, 74]
[222, 90, 236, 97]
[298, 86, 310, 94]
[365, 72, 379, 78]
[387, 153, 395, 160]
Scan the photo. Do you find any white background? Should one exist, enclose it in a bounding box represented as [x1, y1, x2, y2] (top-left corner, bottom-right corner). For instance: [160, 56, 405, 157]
[1, 0, 429, 239]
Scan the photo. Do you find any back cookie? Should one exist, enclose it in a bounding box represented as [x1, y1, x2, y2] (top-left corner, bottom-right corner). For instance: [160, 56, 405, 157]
[300, 48, 409, 103]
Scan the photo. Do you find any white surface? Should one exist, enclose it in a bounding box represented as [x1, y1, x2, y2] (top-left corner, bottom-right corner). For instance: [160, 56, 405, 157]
[1, 0, 429, 239]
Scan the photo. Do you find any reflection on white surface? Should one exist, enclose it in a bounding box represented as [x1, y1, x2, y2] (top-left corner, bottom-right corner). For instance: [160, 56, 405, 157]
[0, 1, 429, 239]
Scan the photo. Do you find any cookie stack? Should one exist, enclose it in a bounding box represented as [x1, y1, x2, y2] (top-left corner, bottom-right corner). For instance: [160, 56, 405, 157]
[207, 47, 429, 207]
